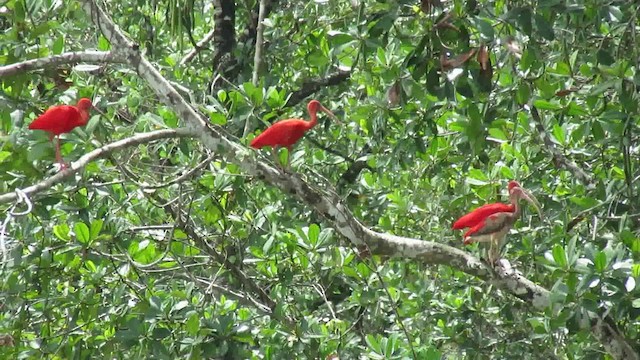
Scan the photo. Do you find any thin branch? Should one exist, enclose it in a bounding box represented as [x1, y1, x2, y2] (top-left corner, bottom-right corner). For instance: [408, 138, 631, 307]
[128, 225, 175, 231]
[193, 277, 272, 314]
[529, 105, 596, 188]
[311, 283, 337, 320]
[179, 28, 216, 66]
[305, 137, 355, 162]
[0, 128, 196, 204]
[140, 154, 215, 189]
[160, 193, 288, 323]
[0, 51, 124, 77]
[285, 70, 352, 108]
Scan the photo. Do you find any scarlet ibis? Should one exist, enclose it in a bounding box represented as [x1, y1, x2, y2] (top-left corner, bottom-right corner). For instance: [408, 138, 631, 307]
[452, 181, 542, 263]
[29, 98, 93, 169]
[250, 99, 338, 168]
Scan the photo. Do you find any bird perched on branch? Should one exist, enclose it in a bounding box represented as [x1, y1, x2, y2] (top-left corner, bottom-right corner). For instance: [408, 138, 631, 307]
[452, 181, 543, 264]
[29, 98, 93, 170]
[249, 99, 339, 169]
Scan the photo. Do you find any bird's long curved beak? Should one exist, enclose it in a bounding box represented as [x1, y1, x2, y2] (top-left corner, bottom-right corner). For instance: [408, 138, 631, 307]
[320, 105, 341, 124]
[520, 187, 543, 219]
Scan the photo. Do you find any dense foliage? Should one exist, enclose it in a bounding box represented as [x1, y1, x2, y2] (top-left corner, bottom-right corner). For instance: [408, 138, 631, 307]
[1, 0, 639, 359]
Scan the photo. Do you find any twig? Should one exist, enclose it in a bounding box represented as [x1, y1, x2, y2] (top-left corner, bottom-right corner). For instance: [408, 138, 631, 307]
[529, 105, 596, 188]
[128, 225, 176, 232]
[285, 70, 351, 108]
[306, 137, 353, 162]
[140, 154, 215, 189]
[179, 28, 216, 66]
[358, 244, 418, 359]
[312, 283, 337, 320]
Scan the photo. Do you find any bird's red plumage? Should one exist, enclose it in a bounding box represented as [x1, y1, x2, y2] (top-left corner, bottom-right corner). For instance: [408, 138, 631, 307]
[28, 98, 93, 169]
[28, 98, 92, 136]
[250, 119, 314, 149]
[452, 202, 514, 230]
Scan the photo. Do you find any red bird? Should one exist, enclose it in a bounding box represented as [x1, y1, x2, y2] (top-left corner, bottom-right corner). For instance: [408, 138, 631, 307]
[250, 99, 338, 168]
[29, 98, 93, 169]
[452, 181, 542, 263]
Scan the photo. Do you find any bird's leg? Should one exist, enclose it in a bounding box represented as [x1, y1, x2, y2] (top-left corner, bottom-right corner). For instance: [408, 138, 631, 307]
[271, 147, 283, 169]
[488, 234, 497, 265]
[285, 146, 293, 171]
[54, 136, 68, 170]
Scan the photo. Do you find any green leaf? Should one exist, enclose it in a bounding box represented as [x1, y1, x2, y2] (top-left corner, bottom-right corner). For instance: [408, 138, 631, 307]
[552, 244, 567, 268]
[118, 263, 130, 276]
[308, 224, 320, 245]
[262, 235, 275, 253]
[97, 35, 111, 51]
[365, 334, 381, 353]
[516, 8, 533, 36]
[74, 222, 90, 244]
[172, 300, 189, 312]
[467, 169, 489, 184]
[534, 14, 555, 41]
[243, 82, 263, 105]
[52, 35, 64, 54]
[552, 124, 566, 145]
[473, 17, 495, 41]
[516, 84, 531, 105]
[31, 21, 52, 38]
[596, 49, 615, 66]
[90, 219, 104, 240]
[533, 99, 561, 110]
[53, 224, 71, 242]
[186, 313, 200, 336]
[607, 6, 624, 22]
[594, 251, 607, 272]
[424, 346, 442, 360]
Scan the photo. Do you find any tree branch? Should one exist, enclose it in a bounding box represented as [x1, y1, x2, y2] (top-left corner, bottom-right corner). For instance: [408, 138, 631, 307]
[529, 105, 596, 188]
[179, 28, 216, 66]
[251, 0, 267, 86]
[285, 70, 352, 108]
[78, 2, 638, 358]
[243, 0, 268, 138]
[0, 51, 124, 77]
[0, 128, 196, 204]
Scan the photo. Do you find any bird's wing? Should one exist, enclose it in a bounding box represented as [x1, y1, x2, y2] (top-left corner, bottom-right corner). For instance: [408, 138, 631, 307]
[28, 106, 76, 134]
[464, 211, 514, 238]
[250, 119, 306, 148]
[452, 203, 513, 230]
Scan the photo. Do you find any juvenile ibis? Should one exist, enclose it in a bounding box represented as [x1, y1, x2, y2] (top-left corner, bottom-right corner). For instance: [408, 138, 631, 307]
[452, 181, 542, 264]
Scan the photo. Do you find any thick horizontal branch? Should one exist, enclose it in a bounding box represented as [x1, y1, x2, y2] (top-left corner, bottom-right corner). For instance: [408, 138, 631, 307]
[0, 128, 196, 205]
[0, 51, 125, 77]
[79, 1, 638, 359]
